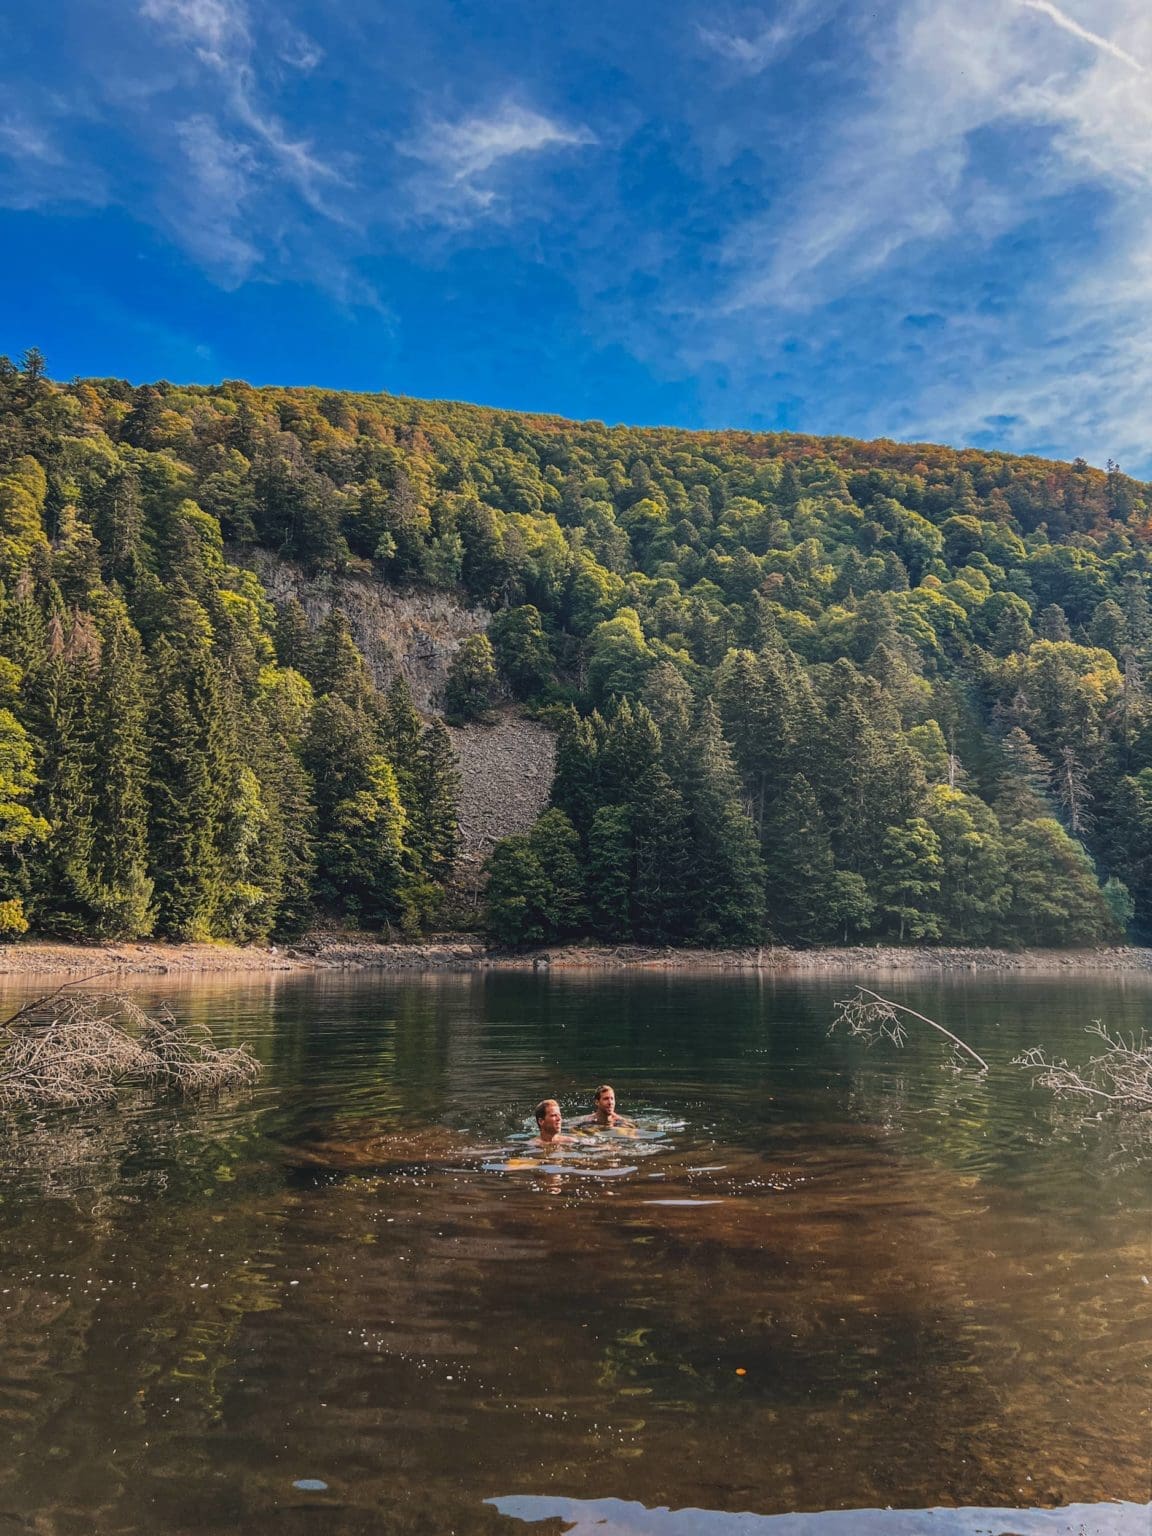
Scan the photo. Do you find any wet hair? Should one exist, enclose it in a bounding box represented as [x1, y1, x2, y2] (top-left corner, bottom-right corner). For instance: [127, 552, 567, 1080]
[594, 1084, 614, 1101]
[535, 1098, 559, 1124]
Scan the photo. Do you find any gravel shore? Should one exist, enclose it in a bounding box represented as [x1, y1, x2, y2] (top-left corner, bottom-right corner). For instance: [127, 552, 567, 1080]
[2, 936, 1152, 977]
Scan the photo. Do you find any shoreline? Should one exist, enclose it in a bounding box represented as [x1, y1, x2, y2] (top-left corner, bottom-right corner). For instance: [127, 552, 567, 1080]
[3, 936, 1152, 978]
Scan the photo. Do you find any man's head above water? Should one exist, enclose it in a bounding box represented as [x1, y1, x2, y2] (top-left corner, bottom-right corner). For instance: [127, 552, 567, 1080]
[534, 1098, 563, 1142]
[592, 1084, 617, 1121]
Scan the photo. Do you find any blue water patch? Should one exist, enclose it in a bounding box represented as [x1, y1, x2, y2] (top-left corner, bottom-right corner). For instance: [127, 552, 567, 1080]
[488, 1495, 1152, 1534]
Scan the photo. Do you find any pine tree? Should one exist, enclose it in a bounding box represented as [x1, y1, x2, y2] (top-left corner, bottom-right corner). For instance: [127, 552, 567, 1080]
[587, 804, 632, 939]
[147, 638, 225, 940]
[383, 674, 424, 804]
[275, 598, 315, 675]
[408, 720, 460, 880]
[683, 700, 766, 945]
[763, 774, 837, 943]
[550, 706, 602, 840]
[88, 606, 154, 937]
[996, 727, 1052, 826]
[443, 635, 498, 724]
[631, 763, 692, 943]
[25, 611, 101, 935]
[529, 809, 587, 938]
[485, 835, 553, 947]
[312, 609, 372, 708]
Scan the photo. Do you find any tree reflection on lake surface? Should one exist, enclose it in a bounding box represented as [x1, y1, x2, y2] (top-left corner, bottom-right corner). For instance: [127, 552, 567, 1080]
[0, 970, 1149, 1535]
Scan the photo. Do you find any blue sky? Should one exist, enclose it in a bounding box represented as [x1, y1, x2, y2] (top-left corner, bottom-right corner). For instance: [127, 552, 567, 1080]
[2, 0, 1151, 472]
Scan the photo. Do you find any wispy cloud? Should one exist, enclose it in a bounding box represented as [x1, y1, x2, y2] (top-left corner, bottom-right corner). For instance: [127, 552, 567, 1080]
[166, 114, 260, 281]
[681, 0, 1152, 466]
[399, 101, 595, 221]
[140, 0, 343, 219]
[698, 0, 837, 73]
[1018, 0, 1145, 73]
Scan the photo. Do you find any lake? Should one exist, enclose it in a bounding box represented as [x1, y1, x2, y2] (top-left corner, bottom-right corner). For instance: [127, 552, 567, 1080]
[0, 970, 1149, 1535]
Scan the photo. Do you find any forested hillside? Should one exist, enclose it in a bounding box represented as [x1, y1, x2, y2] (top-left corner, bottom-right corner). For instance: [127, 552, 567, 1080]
[2, 349, 1151, 948]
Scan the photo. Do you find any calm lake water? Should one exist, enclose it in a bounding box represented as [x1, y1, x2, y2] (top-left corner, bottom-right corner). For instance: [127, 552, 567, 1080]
[0, 970, 1150, 1536]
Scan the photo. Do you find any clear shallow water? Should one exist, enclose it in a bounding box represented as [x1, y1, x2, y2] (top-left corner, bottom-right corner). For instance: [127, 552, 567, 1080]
[0, 970, 1149, 1535]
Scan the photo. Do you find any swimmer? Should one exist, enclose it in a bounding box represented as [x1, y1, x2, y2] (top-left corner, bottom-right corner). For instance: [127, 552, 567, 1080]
[532, 1098, 574, 1148]
[575, 1084, 636, 1131]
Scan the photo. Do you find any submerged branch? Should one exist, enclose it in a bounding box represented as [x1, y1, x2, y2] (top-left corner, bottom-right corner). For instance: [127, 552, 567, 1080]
[1014, 1022, 1152, 1115]
[831, 987, 989, 1072]
[0, 990, 261, 1110]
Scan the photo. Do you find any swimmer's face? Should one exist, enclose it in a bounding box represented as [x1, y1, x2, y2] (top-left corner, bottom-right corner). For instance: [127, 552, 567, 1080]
[596, 1087, 616, 1116]
[537, 1102, 562, 1137]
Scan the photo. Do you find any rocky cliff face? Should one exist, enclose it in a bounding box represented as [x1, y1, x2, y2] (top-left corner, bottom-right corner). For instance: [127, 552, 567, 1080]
[239, 551, 555, 869]
[243, 548, 489, 711]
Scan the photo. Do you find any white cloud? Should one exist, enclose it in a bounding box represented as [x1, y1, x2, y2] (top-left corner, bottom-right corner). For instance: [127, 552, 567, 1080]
[698, 0, 838, 74]
[0, 111, 108, 211]
[399, 101, 595, 220]
[167, 115, 260, 281]
[139, 0, 340, 206]
[1018, 0, 1145, 73]
[139, 0, 251, 68]
[696, 0, 1152, 466]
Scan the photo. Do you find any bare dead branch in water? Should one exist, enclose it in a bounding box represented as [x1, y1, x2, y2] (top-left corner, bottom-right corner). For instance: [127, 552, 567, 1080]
[0, 990, 261, 1110]
[0, 971, 115, 1031]
[831, 987, 990, 1072]
[1015, 1022, 1152, 1115]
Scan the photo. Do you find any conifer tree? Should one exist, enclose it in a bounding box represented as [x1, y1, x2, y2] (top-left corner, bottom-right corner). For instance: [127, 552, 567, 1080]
[996, 727, 1051, 826]
[322, 757, 411, 929]
[587, 804, 632, 939]
[25, 611, 101, 934]
[551, 706, 602, 840]
[254, 667, 317, 935]
[443, 634, 498, 723]
[683, 700, 765, 945]
[312, 609, 372, 708]
[383, 674, 424, 803]
[0, 705, 49, 932]
[631, 762, 692, 943]
[275, 598, 315, 675]
[598, 698, 662, 806]
[147, 638, 225, 939]
[485, 835, 553, 947]
[88, 606, 154, 937]
[528, 809, 587, 938]
[764, 774, 837, 943]
[408, 719, 460, 880]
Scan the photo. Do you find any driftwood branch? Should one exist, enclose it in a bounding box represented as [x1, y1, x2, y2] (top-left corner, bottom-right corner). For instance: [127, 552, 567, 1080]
[831, 987, 990, 1072]
[0, 989, 261, 1110]
[1014, 1022, 1152, 1115]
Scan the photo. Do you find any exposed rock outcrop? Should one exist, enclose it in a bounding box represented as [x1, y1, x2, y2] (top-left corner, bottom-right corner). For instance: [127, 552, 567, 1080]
[241, 548, 489, 710]
[236, 552, 557, 874]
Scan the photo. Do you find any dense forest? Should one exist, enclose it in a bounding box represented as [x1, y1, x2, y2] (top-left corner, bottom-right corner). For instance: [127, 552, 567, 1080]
[2, 348, 1151, 949]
